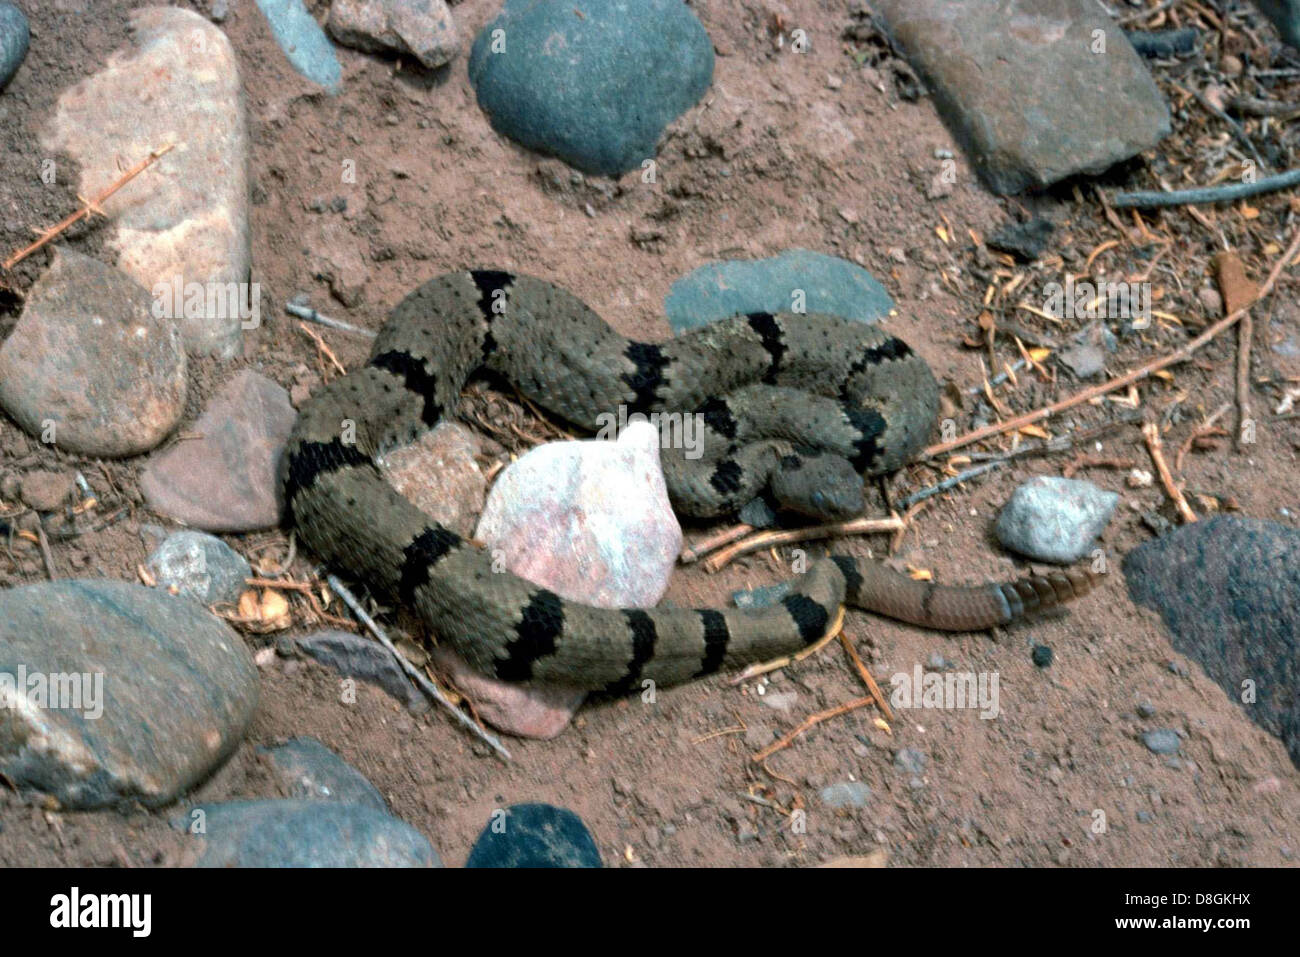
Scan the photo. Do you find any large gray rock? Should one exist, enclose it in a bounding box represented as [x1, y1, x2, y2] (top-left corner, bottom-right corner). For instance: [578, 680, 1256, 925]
[873, 0, 1171, 194]
[176, 800, 441, 867]
[1125, 517, 1300, 768]
[41, 7, 251, 357]
[140, 370, 297, 532]
[0, 248, 187, 458]
[0, 581, 258, 809]
[468, 0, 713, 176]
[996, 476, 1118, 564]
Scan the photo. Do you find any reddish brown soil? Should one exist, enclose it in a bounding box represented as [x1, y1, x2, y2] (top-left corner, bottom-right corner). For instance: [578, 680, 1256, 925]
[1, 0, 1298, 867]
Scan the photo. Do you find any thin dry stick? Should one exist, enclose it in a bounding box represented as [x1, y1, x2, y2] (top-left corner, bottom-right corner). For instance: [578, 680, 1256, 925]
[680, 523, 755, 564]
[728, 607, 845, 684]
[297, 321, 348, 377]
[1236, 311, 1253, 450]
[34, 523, 58, 581]
[1143, 422, 1197, 523]
[751, 695, 876, 763]
[838, 632, 895, 723]
[326, 574, 512, 762]
[703, 514, 903, 573]
[922, 228, 1300, 460]
[3, 144, 176, 270]
[1175, 401, 1231, 471]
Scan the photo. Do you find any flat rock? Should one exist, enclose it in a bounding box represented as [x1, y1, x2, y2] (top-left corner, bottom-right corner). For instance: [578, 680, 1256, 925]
[430, 646, 583, 740]
[988, 218, 1054, 262]
[144, 530, 251, 605]
[176, 799, 440, 867]
[0, 248, 187, 457]
[464, 803, 601, 868]
[292, 629, 428, 712]
[995, 476, 1118, 564]
[259, 736, 388, 810]
[468, 0, 713, 176]
[384, 423, 486, 538]
[820, 781, 872, 809]
[328, 0, 459, 69]
[41, 7, 251, 358]
[1124, 517, 1300, 768]
[873, 0, 1171, 194]
[141, 370, 297, 532]
[1141, 729, 1182, 755]
[0, 1, 29, 90]
[664, 249, 893, 334]
[253, 0, 342, 92]
[0, 580, 258, 810]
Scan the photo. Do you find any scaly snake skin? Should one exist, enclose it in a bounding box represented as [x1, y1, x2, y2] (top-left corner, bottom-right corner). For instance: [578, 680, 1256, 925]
[282, 272, 1098, 691]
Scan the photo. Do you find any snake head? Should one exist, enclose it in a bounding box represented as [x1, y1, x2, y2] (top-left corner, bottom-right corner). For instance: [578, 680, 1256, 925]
[770, 451, 865, 521]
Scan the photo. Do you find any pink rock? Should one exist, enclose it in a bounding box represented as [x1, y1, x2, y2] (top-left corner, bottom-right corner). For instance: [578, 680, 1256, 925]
[434, 422, 681, 738]
[140, 370, 296, 532]
[476, 421, 682, 607]
[430, 646, 584, 741]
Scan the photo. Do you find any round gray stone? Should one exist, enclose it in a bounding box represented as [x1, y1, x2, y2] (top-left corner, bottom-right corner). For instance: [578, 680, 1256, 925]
[144, 530, 252, 605]
[0, 580, 259, 809]
[995, 476, 1118, 564]
[468, 0, 713, 176]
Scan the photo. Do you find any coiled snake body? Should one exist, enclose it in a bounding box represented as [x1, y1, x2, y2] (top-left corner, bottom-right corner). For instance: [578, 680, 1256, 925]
[283, 271, 1097, 692]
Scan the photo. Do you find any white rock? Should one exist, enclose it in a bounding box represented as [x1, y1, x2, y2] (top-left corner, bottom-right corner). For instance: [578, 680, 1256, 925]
[436, 422, 681, 739]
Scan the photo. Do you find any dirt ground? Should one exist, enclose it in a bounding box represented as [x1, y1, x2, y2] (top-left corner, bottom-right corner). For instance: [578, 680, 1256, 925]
[2, 0, 1299, 867]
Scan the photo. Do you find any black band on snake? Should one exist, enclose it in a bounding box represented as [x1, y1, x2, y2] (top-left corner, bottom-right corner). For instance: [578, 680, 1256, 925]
[282, 271, 1098, 692]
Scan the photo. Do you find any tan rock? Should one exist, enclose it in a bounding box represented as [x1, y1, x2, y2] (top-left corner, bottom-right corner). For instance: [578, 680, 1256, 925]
[0, 247, 187, 457]
[41, 7, 250, 358]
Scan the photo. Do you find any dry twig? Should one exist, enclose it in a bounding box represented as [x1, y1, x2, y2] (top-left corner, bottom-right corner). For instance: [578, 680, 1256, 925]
[1143, 421, 1197, 523]
[326, 574, 512, 762]
[703, 514, 903, 573]
[3, 144, 175, 270]
[922, 228, 1300, 459]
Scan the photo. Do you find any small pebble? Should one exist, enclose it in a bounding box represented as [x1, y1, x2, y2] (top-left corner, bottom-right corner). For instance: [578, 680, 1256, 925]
[1031, 644, 1054, 668]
